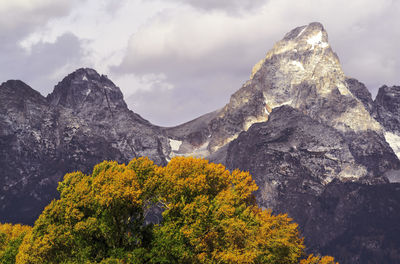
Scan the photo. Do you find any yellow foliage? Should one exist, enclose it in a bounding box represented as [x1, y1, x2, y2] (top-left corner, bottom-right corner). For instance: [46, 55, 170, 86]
[151, 157, 304, 264]
[0, 223, 31, 247]
[300, 254, 339, 264]
[0, 223, 31, 264]
[16, 158, 155, 264]
[11, 156, 338, 264]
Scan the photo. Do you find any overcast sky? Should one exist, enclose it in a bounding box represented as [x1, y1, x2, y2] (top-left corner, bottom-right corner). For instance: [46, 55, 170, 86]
[1, 0, 399, 126]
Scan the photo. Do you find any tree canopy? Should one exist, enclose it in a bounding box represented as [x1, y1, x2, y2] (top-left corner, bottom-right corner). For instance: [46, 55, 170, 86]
[2, 156, 337, 264]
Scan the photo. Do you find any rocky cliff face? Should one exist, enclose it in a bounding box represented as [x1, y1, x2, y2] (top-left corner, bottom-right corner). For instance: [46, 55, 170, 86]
[375, 85, 400, 133]
[0, 69, 170, 224]
[1, 22, 400, 264]
[225, 106, 400, 263]
[374, 85, 400, 160]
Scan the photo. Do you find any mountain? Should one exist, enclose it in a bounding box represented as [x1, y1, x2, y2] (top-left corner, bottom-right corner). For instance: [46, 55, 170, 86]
[1, 22, 400, 263]
[225, 106, 400, 263]
[0, 69, 171, 224]
[165, 23, 385, 162]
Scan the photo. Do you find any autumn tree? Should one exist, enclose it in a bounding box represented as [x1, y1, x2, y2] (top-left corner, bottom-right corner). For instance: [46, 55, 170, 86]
[15, 156, 337, 264]
[17, 158, 157, 264]
[149, 157, 304, 264]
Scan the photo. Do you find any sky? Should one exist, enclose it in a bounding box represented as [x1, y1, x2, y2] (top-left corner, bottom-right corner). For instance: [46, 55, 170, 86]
[1, 0, 399, 126]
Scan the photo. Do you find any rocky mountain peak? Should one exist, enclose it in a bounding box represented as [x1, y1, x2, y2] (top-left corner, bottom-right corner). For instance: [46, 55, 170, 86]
[46, 68, 127, 112]
[225, 21, 380, 141]
[166, 22, 382, 157]
[283, 22, 326, 40]
[250, 22, 332, 79]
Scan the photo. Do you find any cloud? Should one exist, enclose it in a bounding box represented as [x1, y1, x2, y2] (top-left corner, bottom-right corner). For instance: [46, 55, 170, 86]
[1, 0, 399, 126]
[112, 6, 281, 125]
[157, 0, 266, 13]
[0, 0, 74, 42]
[113, 0, 400, 125]
[0, 33, 85, 95]
[0, 0, 88, 94]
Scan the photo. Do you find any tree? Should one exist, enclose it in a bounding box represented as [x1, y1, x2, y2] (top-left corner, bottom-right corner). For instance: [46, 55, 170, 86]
[15, 156, 337, 264]
[17, 158, 156, 264]
[149, 157, 304, 264]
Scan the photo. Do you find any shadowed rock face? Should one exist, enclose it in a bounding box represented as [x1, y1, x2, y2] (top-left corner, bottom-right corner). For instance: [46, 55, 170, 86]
[225, 106, 397, 208]
[374, 85, 400, 160]
[375, 85, 400, 133]
[0, 69, 171, 224]
[345, 78, 375, 115]
[225, 106, 400, 264]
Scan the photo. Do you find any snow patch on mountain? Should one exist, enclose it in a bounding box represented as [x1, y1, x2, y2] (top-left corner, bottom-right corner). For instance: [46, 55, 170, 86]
[307, 31, 329, 50]
[169, 139, 182, 152]
[384, 131, 400, 158]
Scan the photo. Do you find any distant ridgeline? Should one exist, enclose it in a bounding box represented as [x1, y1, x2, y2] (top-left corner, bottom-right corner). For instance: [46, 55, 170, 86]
[1, 22, 400, 264]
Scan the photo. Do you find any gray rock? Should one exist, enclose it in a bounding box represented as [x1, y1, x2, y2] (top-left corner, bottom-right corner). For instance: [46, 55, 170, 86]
[0, 69, 170, 224]
[375, 85, 400, 133]
[225, 106, 400, 264]
[345, 78, 375, 115]
[166, 22, 382, 158]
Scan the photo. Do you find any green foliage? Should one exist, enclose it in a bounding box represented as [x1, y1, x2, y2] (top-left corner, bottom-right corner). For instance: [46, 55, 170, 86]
[148, 157, 304, 264]
[0, 223, 31, 264]
[17, 158, 155, 264]
[13, 156, 337, 264]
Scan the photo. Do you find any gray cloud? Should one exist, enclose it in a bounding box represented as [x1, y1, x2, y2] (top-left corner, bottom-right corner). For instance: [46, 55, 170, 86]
[0, 33, 85, 95]
[326, 3, 400, 96]
[0, 0, 74, 42]
[112, 7, 281, 125]
[124, 72, 247, 126]
[114, 0, 400, 126]
[158, 0, 267, 13]
[1, 0, 399, 127]
[0, 0, 88, 94]
[116, 36, 272, 125]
